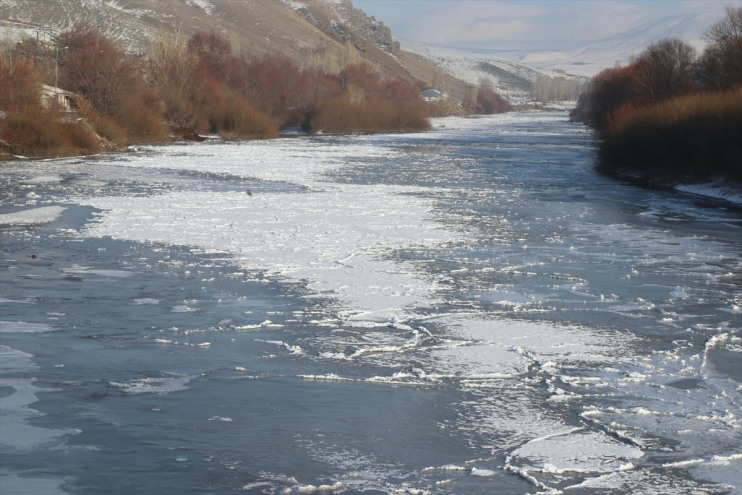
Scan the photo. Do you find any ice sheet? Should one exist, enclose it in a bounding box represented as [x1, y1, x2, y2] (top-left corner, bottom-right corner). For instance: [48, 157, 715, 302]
[109, 374, 194, 395]
[81, 185, 458, 323]
[0, 205, 66, 225]
[0, 321, 56, 333]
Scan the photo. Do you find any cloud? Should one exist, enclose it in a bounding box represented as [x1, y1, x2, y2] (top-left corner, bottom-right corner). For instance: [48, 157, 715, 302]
[401, 2, 546, 47]
[355, 0, 729, 50]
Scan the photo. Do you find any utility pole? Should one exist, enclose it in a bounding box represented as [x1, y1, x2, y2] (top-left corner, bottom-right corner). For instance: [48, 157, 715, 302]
[55, 44, 67, 104]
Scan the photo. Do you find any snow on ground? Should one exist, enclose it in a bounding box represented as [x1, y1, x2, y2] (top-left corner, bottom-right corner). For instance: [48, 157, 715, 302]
[185, 0, 216, 16]
[401, 40, 557, 101]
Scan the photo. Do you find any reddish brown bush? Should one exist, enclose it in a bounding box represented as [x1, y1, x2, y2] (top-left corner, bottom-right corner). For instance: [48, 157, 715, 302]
[58, 25, 168, 145]
[0, 55, 42, 113]
[309, 96, 429, 134]
[600, 87, 742, 182]
[1, 54, 102, 157]
[1, 109, 104, 158]
[476, 86, 511, 114]
[188, 30, 233, 84]
[4, 26, 439, 157]
[146, 35, 205, 129]
[208, 92, 277, 139]
[243, 55, 313, 126]
[587, 65, 643, 129]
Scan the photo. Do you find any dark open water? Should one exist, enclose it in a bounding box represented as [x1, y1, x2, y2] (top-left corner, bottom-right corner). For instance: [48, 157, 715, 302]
[2, 111, 741, 494]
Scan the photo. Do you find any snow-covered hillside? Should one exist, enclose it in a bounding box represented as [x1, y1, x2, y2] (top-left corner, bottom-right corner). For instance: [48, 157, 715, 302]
[0, 0, 416, 85]
[401, 9, 719, 100]
[401, 40, 585, 102]
[519, 11, 718, 76]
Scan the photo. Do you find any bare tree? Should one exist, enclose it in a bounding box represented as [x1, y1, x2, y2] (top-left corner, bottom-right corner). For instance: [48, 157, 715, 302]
[431, 66, 445, 91]
[706, 5, 742, 48]
[532, 74, 585, 102]
[633, 37, 695, 103]
[697, 5, 742, 90]
[146, 29, 202, 127]
[58, 25, 138, 115]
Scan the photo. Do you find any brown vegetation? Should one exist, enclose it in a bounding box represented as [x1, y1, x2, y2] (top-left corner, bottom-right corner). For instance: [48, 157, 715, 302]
[574, 6, 742, 185]
[0, 54, 103, 158]
[598, 88, 742, 183]
[1, 23, 509, 158]
[475, 79, 512, 114]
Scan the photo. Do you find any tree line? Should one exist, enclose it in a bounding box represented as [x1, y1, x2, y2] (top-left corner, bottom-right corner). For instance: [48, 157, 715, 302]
[531, 75, 584, 103]
[3, 25, 495, 158]
[573, 6, 742, 184]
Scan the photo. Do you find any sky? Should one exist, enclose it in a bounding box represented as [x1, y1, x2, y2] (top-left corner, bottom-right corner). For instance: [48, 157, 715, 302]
[351, 0, 731, 51]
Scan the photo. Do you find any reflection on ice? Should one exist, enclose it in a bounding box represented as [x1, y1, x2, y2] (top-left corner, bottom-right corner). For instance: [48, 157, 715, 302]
[0, 342, 79, 462]
[0, 377, 79, 451]
[0, 474, 71, 495]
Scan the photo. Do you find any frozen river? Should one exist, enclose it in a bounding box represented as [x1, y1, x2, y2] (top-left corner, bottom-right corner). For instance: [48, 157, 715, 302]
[1, 111, 741, 494]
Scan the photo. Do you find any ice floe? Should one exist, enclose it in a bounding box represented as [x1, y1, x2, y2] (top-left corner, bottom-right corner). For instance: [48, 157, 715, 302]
[0, 205, 66, 225]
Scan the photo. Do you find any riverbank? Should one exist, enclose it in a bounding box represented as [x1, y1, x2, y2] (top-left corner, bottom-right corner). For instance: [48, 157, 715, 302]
[596, 165, 742, 208]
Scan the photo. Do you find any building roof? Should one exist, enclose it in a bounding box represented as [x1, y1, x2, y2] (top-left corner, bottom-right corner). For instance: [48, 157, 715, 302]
[42, 84, 74, 96]
[420, 88, 443, 98]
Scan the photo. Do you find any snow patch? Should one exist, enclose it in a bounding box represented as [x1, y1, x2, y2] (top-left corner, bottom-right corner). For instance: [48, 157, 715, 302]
[185, 0, 216, 15]
[0, 206, 66, 225]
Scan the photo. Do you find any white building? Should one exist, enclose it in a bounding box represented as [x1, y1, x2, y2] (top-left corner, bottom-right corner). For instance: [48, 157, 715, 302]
[41, 84, 75, 111]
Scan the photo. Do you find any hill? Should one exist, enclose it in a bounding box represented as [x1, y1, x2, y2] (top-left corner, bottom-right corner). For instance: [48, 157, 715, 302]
[400, 40, 581, 103]
[0, 0, 470, 99]
[525, 11, 717, 77]
[3, 0, 464, 159]
[398, 9, 719, 101]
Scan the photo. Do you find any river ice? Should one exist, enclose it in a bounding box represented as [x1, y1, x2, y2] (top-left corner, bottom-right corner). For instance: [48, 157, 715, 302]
[1, 111, 740, 494]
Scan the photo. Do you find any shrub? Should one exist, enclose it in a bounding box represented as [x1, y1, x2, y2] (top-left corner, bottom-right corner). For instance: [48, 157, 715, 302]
[587, 64, 644, 129]
[114, 88, 169, 144]
[0, 54, 102, 157]
[0, 55, 42, 113]
[309, 97, 430, 134]
[59, 120, 104, 154]
[243, 55, 313, 126]
[73, 94, 128, 148]
[599, 87, 742, 182]
[187, 30, 233, 83]
[1, 109, 103, 158]
[146, 33, 204, 129]
[58, 25, 168, 144]
[208, 93, 277, 140]
[477, 85, 511, 114]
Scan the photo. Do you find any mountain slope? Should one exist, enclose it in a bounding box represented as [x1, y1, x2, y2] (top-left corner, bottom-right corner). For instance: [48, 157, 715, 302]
[401, 40, 579, 102]
[444, 11, 718, 78]
[0, 0, 438, 89]
[399, 9, 719, 100]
